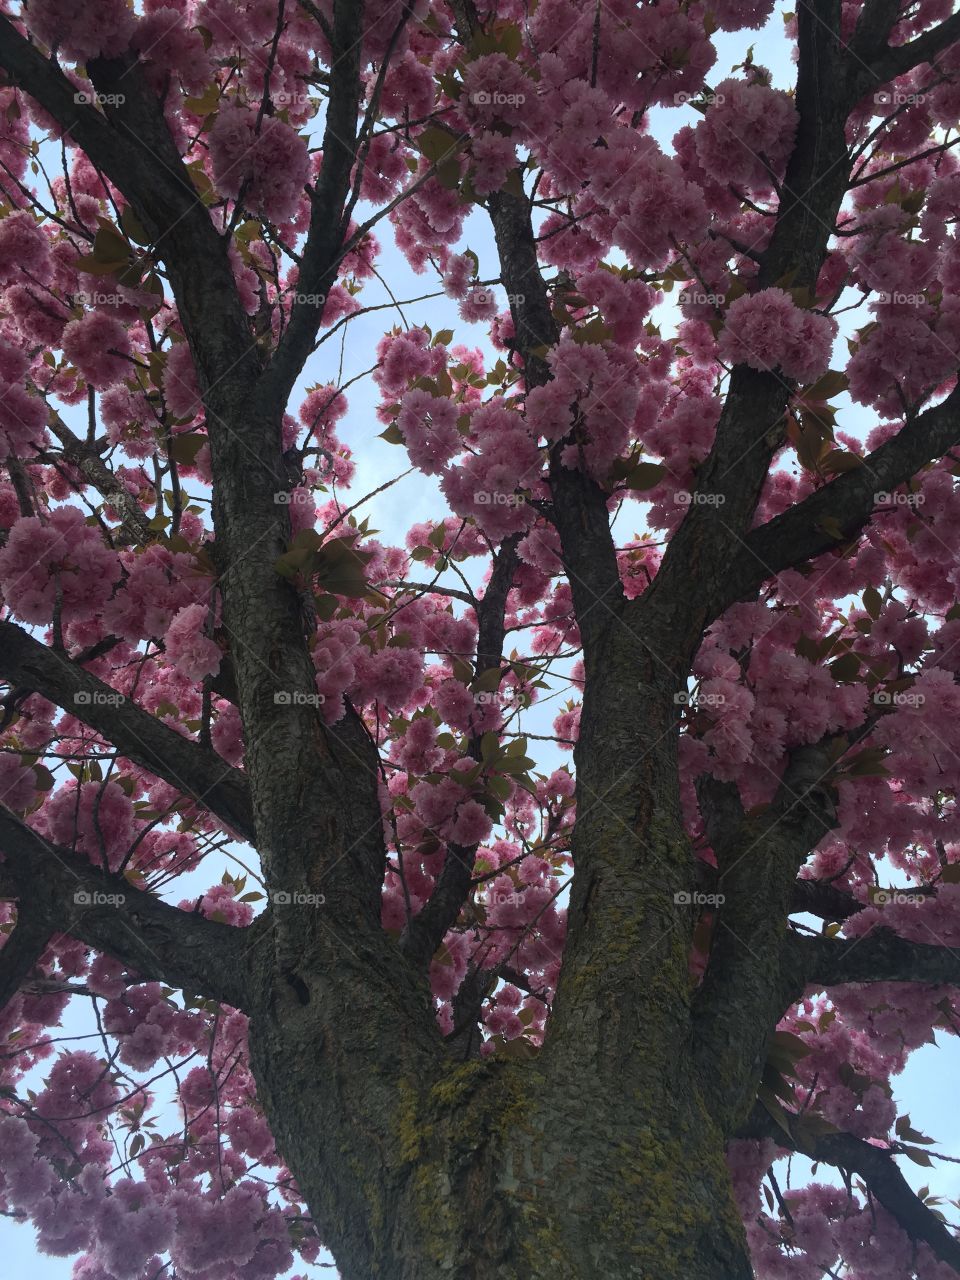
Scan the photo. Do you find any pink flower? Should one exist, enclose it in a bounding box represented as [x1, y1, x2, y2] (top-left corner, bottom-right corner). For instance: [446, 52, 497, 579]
[396, 389, 461, 475]
[23, 0, 136, 63]
[165, 602, 221, 681]
[0, 506, 121, 624]
[62, 311, 132, 389]
[209, 103, 310, 224]
[717, 288, 836, 382]
[0, 212, 52, 285]
[163, 341, 202, 420]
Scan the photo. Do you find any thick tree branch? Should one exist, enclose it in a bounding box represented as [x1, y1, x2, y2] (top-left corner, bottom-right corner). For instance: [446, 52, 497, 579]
[740, 1103, 960, 1273]
[46, 412, 152, 543]
[786, 927, 960, 990]
[723, 382, 960, 610]
[692, 736, 843, 1133]
[0, 898, 51, 1014]
[0, 621, 255, 843]
[0, 20, 257, 394]
[863, 12, 960, 90]
[636, 0, 853, 662]
[0, 805, 257, 1009]
[791, 877, 863, 920]
[257, 0, 367, 408]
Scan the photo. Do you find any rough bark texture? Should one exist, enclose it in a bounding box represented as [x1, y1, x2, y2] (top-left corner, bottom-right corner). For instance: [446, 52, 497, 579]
[2, 1, 960, 1277]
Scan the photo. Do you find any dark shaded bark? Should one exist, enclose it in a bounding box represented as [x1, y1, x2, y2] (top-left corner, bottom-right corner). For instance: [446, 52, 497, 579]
[2, 2, 960, 1277]
[0, 621, 255, 842]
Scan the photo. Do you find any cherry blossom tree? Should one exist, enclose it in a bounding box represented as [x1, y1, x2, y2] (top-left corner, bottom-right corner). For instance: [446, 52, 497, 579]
[1, 0, 960, 1276]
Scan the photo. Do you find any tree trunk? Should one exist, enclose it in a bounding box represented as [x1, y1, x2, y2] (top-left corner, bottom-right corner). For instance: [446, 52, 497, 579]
[250, 979, 752, 1279]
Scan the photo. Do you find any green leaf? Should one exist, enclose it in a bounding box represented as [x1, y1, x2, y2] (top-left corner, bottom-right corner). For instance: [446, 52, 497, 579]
[802, 369, 849, 402]
[120, 205, 151, 246]
[169, 433, 206, 466]
[487, 774, 514, 801]
[820, 449, 863, 475]
[183, 83, 222, 116]
[829, 653, 860, 682]
[815, 515, 845, 542]
[417, 126, 461, 166]
[902, 1145, 934, 1167]
[863, 586, 883, 620]
[314, 593, 339, 621]
[757, 1085, 794, 1139]
[471, 667, 503, 694]
[623, 462, 665, 491]
[93, 219, 130, 265]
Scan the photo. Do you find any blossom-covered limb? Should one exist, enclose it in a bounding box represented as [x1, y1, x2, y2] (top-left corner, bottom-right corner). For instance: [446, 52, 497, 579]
[727, 382, 960, 609]
[740, 1103, 960, 1273]
[0, 805, 255, 1009]
[0, 622, 255, 843]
